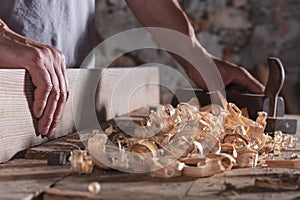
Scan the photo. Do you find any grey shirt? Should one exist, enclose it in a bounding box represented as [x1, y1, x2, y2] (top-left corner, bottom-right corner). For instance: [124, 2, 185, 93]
[0, 0, 98, 67]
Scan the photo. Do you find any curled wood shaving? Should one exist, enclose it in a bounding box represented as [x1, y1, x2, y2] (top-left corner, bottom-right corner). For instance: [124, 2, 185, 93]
[69, 150, 94, 174]
[236, 147, 258, 168]
[221, 143, 237, 158]
[151, 160, 183, 178]
[182, 158, 224, 178]
[179, 154, 206, 165]
[88, 182, 101, 194]
[206, 153, 235, 170]
[290, 154, 300, 159]
[85, 97, 297, 178]
[199, 104, 222, 116]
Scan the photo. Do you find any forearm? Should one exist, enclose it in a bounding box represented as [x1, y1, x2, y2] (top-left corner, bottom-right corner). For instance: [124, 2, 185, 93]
[0, 19, 31, 69]
[126, 0, 209, 83]
[1, 19, 27, 44]
[0, 19, 7, 29]
[126, 0, 193, 36]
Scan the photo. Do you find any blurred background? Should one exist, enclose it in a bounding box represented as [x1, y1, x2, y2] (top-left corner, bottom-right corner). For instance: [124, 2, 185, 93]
[95, 0, 300, 114]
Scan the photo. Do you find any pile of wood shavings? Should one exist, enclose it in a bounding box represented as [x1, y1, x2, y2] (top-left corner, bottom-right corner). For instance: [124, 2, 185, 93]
[85, 98, 297, 178]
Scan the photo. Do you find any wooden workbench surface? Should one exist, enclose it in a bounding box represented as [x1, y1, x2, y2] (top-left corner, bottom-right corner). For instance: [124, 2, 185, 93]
[1, 116, 300, 200]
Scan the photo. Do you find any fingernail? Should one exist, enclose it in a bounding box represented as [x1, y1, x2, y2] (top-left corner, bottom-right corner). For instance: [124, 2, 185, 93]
[47, 130, 54, 137]
[40, 125, 50, 136]
[35, 112, 42, 119]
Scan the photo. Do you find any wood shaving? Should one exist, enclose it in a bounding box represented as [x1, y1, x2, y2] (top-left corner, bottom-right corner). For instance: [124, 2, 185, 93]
[85, 98, 297, 178]
[88, 182, 101, 194]
[290, 154, 300, 159]
[69, 150, 94, 174]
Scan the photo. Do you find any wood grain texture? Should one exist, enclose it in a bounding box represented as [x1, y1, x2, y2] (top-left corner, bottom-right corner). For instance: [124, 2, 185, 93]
[43, 169, 195, 200]
[0, 67, 159, 163]
[0, 159, 70, 200]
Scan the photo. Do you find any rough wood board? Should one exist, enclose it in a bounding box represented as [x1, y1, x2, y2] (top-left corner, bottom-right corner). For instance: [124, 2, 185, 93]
[0, 159, 70, 200]
[43, 167, 300, 200]
[0, 159, 70, 181]
[24, 133, 83, 160]
[43, 194, 202, 200]
[0, 67, 159, 163]
[0, 180, 53, 200]
[43, 169, 195, 200]
[186, 167, 300, 198]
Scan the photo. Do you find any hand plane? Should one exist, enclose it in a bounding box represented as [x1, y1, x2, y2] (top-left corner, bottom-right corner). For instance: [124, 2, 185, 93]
[171, 57, 297, 134]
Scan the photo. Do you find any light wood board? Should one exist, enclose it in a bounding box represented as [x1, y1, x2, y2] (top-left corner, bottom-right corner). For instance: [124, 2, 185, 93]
[0, 67, 159, 163]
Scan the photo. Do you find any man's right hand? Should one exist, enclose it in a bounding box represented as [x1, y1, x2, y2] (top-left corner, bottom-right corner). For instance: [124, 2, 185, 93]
[0, 19, 69, 137]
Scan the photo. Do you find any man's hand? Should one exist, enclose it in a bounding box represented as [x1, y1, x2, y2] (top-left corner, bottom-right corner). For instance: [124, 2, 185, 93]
[211, 56, 264, 94]
[0, 19, 69, 137]
[172, 52, 265, 94]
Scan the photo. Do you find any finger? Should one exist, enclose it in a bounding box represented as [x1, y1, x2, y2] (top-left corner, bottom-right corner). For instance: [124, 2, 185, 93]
[28, 63, 52, 119]
[45, 46, 69, 99]
[60, 55, 69, 99]
[38, 67, 60, 135]
[47, 61, 68, 137]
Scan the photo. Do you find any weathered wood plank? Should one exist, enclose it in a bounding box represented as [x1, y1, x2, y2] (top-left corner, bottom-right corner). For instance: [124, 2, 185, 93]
[0, 159, 70, 181]
[0, 179, 53, 200]
[186, 167, 300, 198]
[43, 169, 195, 200]
[0, 159, 70, 200]
[24, 133, 83, 160]
[0, 67, 159, 163]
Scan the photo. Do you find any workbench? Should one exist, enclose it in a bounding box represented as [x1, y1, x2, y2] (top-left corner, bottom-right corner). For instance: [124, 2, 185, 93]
[0, 114, 299, 200]
[1, 68, 300, 200]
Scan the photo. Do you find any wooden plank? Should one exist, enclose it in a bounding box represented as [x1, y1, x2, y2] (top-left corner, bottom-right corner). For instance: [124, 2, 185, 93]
[265, 160, 300, 169]
[44, 194, 201, 200]
[0, 159, 70, 181]
[0, 159, 70, 200]
[0, 67, 159, 163]
[186, 168, 300, 198]
[0, 179, 54, 200]
[28, 160, 300, 200]
[43, 169, 195, 200]
[24, 133, 83, 160]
